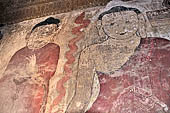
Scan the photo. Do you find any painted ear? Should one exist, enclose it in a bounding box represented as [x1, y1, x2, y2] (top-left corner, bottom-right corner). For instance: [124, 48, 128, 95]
[137, 13, 147, 38]
[96, 20, 108, 42]
[25, 32, 31, 40]
[96, 20, 105, 37]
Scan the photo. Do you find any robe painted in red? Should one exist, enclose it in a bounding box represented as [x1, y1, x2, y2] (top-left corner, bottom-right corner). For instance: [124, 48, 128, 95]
[87, 38, 170, 113]
[0, 43, 60, 113]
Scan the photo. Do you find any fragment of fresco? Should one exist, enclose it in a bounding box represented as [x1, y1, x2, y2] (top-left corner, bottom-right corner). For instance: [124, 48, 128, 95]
[146, 8, 170, 40]
[0, 9, 97, 113]
[0, 1, 170, 113]
[66, 6, 147, 113]
[48, 12, 91, 113]
[87, 37, 170, 113]
[0, 17, 60, 113]
[67, 3, 170, 113]
[84, 3, 170, 113]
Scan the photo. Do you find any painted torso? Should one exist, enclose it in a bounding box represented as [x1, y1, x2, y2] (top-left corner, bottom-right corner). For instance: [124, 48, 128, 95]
[0, 43, 60, 113]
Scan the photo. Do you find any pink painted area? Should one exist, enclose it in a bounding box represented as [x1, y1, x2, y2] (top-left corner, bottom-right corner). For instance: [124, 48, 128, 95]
[0, 43, 60, 113]
[49, 12, 90, 113]
[87, 38, 170, 113]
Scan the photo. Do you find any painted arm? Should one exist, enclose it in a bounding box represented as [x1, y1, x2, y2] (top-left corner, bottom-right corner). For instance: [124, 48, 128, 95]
[66, 47, 96, 113]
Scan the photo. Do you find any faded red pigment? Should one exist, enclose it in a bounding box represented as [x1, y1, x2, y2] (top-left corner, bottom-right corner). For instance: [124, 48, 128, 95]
[0, 43, 60, 113]
[87, 38, 170, 113]
[49, 12, 90, 113]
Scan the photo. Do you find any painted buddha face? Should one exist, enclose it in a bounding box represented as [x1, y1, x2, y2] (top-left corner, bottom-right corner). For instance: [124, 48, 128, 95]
[101, 11, 139, 40]
[26, 24, 58, 49]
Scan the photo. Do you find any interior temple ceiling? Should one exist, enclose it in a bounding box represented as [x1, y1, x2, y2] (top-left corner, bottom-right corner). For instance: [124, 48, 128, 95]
[0, 0, 111, 24]
[1, 0, 169, 24]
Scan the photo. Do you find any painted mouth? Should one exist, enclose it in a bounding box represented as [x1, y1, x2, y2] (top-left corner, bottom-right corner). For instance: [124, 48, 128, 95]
[119, 32, 127, 35]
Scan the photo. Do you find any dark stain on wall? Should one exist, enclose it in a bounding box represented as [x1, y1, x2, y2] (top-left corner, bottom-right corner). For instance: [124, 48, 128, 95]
[0, 31, 3, 40]
[163, 0, 170, 7]
[0, 24, 4, 40]
[0, 24, 4, 27]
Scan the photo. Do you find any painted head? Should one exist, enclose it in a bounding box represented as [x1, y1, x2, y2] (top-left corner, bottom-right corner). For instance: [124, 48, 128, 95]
[25, 17, 60, 49]
[98, 6, 146, 40]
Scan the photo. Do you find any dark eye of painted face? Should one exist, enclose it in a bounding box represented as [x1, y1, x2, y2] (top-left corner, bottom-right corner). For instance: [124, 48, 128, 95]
[110, 22, 115, 26]
[125, 20, 130, 23]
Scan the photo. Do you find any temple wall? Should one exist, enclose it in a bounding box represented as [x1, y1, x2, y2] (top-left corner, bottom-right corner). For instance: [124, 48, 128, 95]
[0, 0, 170, 113]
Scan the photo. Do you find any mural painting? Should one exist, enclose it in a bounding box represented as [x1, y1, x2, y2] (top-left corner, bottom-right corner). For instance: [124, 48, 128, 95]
[0, 18, 60, 113]
[86, 37, 170, 113]
[66, 5, 147, 113]
[0, 10, 93, 113]
[84, 1, 170, 113]
[0, 0, 170, 113]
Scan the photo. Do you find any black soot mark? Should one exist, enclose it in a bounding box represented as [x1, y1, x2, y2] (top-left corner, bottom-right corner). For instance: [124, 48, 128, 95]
[0, 24, 5, 40]
[163, 0, 170, 7]
[0, 24, 4, 27]
[0, 31, 3, 40]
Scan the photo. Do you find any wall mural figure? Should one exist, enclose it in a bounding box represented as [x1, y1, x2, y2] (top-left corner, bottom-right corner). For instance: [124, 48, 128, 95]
[85, 5, 170, 113]
[87, 39, 170, 113]
[1, 1, 170, 113]
[66, 6, 147, 113]
[0, 17, 60, 113]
